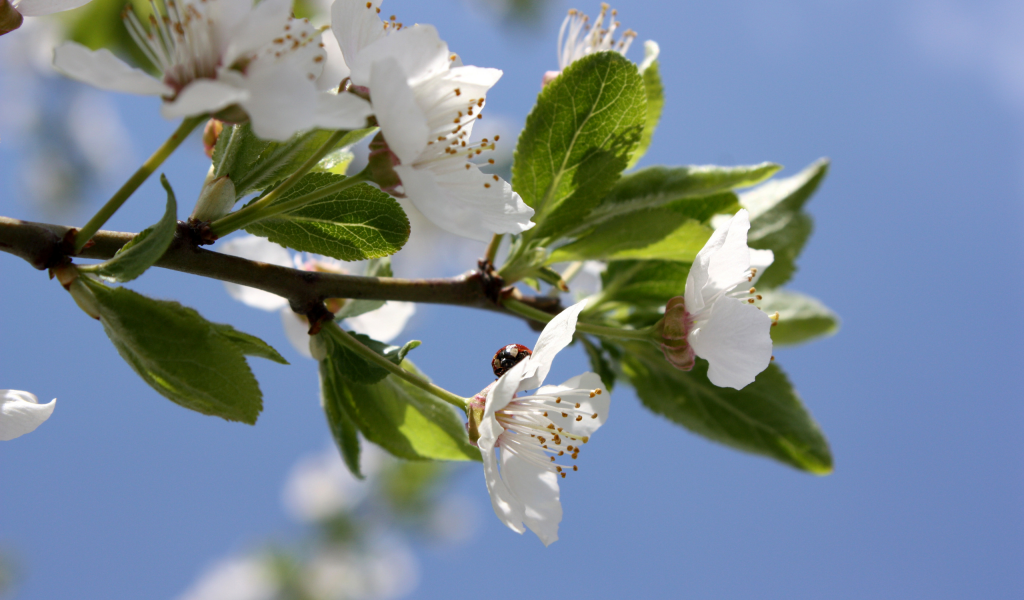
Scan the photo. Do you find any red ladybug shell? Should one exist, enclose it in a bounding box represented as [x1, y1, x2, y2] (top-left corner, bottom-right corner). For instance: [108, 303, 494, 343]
[492, 344, 532, 378]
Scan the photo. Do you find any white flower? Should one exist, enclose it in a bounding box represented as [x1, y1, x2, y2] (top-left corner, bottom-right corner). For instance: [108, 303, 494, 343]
[557, 4, 637, 71]
[303, 537, 418, 600]
[331, 0, 535, 242]
[473, 299, 610, 546]
[176, 556, 276, 600]
[659, 209, 775, 390]
[543, 5, 659, 87]
[282, 444, 384, 522]
[218, 235, 415, 357]
[1, 389, 56, 441]
[52, 0, 371, 141]
[8, 0, 91, 17]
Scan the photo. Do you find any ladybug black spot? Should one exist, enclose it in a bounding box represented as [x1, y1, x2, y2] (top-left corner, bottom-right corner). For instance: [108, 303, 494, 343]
[492, 344, 532, 378]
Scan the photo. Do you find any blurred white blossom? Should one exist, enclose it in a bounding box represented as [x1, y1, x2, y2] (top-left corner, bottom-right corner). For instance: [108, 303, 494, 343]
[304, 537, 418, 600]
[176, 556, 275, 600]
[282, 444, 384, 522]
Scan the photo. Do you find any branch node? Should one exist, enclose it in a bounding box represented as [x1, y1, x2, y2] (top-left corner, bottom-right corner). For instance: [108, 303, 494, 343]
[477, 259, 504, 305]
[305, 303, 334, 336]
[181, 219, 219, 246]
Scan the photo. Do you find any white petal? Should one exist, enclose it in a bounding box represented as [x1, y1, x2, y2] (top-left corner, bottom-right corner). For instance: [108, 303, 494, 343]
[161, 79, 250, 120]
[686, 209, 752, 312]
[317, 29, 352, 91]
[413, 65, 501, 140]
[370, 57, 429, 164]
[517, 298, 588, 392]
[481, 446, 526, 535]
[688, 297, 773, 390]
[501, 448, 561, 546]
[205, 0, 253, 56]
[280, 309, 314, 358]
[347, 24, 450, 88]
[218, 236, 292, 311]
[346, 301, 415, 343]
[15, 0, 90, 16]
[221, 0, 291, 67]
[484, 359, 530, 425]
[748, 248, 775, 286]
[310, 92, 373, 131]
[52, 43, 173, 96]
[704, 209, 754, 297]
[330, 0, 386, 76]
[393, 163, 534, 242]
[0, 390, 55, 441]
[536, 372, 610, 438]
[237, 68, 318, 142]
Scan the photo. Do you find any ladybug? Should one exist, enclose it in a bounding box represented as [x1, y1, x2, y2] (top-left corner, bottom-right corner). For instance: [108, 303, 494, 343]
[492, 344, 532, 378]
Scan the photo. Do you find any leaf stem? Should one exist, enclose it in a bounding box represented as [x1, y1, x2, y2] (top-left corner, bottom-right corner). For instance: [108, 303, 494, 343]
[74, 115, 204, 253]
[503, 297, 654, 341]
[208, 129, 354, 237]
[324, 322, 469, 410]
[210, 166, 370, 237]
[484, 233, 503, 264]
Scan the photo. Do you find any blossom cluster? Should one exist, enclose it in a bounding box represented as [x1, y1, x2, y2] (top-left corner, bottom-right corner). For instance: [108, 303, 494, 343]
[0, 0, 822, 554]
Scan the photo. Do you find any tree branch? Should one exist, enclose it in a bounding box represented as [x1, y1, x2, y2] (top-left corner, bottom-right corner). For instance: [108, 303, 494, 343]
[0, 216, 560, 320]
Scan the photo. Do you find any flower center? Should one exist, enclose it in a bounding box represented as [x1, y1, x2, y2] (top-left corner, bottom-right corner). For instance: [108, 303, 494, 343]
[124, 0, 219, 92]
[495, 388, 603, 479]
[124, 0, 325, 94]
[558, 4, 637, 70]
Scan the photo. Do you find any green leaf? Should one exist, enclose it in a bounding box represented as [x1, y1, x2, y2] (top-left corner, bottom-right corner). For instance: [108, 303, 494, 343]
[591, 163, 779, 225]
[314, 148, 355, 176]
[759, 289, 840, 347]
[549, 192, 738, 263]
[548, 164, 780, 263]
[581, 336, 617, 391]
[320, 350, 365, 478]
[513, 52, 647, 241]
[243, 172, 409, 261]
[319, 336, 479, 463]
[325, 332, 420, 385]
[744, 158, 828, 226]
[619, 341, 832, 474]
[80, 175, 177, 282]
[752, 212, 812, 289]
[82, 279, 264, 424]
[627, 50, 664, 169]
[211, 323, 289, 364]
[743, 158, 829, 287]
[596, 260, 691, 308]
[216, 125, 376, 197]
[386, 340, 421, 364]
[550, 215, 706, 263]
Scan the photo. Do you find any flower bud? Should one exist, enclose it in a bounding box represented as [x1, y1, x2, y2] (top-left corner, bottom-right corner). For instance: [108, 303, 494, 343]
[0, 0, 23, 36]
[190, 173, 236, 223]
[366, 132, 403, 195]
[654, 296, 694, 371]
[309, 331, 329, 361]
[465, 392, 487, 446]
[53, 266, 101, 320]
[202, 119, 223, 158]
[541, 71, 561, 87]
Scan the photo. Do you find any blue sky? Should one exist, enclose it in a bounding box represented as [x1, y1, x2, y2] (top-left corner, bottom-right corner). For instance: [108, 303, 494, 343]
[2, 0, 1023, 598]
